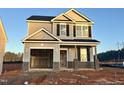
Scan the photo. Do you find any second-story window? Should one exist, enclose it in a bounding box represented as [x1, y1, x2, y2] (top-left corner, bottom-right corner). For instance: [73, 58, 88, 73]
[60, 23, 66, 36]
[76, 26, 82, 37]
[75, 25, 88, 37]
[83, 26, 88, 37]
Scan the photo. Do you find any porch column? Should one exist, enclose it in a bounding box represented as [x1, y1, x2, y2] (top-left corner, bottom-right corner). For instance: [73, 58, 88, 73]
[53, 44, 60, 71]
[73, 45, 78, 71]
[89, 47, 94, 62]
[22, 44, 30, 71]
[74, 45, 78, 59]
[94, 46, 99, 70]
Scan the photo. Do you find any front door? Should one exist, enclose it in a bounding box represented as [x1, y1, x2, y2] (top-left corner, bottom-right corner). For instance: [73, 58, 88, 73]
[60, 50, 67, 68]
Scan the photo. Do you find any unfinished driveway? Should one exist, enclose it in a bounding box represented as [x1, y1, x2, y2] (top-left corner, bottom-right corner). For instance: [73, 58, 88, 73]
[0, 67, 124, 85]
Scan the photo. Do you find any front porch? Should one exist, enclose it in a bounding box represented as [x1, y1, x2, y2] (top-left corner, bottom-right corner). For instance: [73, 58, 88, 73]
[60, 45, 99, 69]
[28, 45, 99, 70]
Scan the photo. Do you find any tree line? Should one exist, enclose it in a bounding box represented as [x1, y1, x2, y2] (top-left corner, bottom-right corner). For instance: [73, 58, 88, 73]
[3, 52, 23, 62]
[97, 48, 124, 62]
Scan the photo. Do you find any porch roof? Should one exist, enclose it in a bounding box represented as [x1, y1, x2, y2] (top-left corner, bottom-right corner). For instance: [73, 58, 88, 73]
[23, 39, 100, 44]
[61, 39, 100, 43]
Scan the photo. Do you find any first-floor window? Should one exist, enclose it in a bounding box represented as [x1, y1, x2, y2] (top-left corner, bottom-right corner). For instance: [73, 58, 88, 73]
[80, 48, 87, 62]
[60, 23, 66, 36]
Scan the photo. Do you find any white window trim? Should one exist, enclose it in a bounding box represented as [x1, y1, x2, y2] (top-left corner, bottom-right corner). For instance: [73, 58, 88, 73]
[80, 48, 87, 62]
[75, 24, 88, 38]
[60, 48, 69, 67]
[59, 23, 67, 37]
[83, 26, 89, 38]
[76, 24, 82, 37]
[30, 47, 55, 49]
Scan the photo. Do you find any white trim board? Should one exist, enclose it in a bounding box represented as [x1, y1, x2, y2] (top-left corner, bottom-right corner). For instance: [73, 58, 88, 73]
[51, 13, 75, 22]
[60, 48, 68, 50]
[60, 48, 69, 67]
[23, 28, 62, 42]
[23, 41, 61, 43]
[30, 47, 55, 49]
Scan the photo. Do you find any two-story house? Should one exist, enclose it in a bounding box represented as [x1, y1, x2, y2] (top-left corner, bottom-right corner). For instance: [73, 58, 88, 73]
[23, 9, 100, 71]
[0, 19, 7, 74]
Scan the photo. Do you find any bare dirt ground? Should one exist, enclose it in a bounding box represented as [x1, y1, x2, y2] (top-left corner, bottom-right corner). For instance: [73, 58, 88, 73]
[0, 67, 124, 85]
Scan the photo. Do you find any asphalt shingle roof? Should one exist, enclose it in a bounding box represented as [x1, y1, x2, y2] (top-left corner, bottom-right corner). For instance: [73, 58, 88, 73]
[61, 39, 100, 42]
[25, 38, 100, 43]
[27, 16, 55, 21]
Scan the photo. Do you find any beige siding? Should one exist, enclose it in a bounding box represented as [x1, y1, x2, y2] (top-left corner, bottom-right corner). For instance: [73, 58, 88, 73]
[68, 48, 76, 61]
[29, 30, 55, 40]
[26, 9, 94, 40]
[66, 10, 88, 22]
[27, 10, 93, 39]
[0, 23, 6, 74]
[28, 22, 52, 35]
[54, 15, 70, 21]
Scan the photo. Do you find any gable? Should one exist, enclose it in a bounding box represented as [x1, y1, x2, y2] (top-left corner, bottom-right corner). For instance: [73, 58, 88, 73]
[54, 15, 72, 21]
[65, 9, 93, 22]
[23, 28, 62, 42]
[51, 13, 74, 22]
[28, 30, 55, 40]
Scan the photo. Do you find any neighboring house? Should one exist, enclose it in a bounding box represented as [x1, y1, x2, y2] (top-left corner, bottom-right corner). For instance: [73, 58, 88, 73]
[0, 19, 7, 74]
[23, 9, 100, 71]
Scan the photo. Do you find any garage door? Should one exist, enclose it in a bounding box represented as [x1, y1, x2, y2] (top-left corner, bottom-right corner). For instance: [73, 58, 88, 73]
[30, 49, 53, 68]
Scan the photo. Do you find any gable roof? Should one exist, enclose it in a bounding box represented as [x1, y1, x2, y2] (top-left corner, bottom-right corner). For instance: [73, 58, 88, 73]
[23, 28, 62, 42]
[51, 13, 75, 22]
[0, 19, 8, 42]
[64, 9, 94, 23]
[26, 9, 93, 23]
[27, 16, 55, 21]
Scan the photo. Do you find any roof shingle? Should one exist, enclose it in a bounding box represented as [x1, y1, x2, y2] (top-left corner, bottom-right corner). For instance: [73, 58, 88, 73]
[61, 39, 100, 42]
[27, 16, 55, 21]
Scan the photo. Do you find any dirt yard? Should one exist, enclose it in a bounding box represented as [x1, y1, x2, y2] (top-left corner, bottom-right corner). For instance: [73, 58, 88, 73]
[0, 67, 124, 85]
